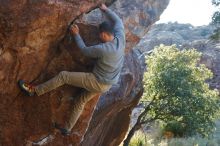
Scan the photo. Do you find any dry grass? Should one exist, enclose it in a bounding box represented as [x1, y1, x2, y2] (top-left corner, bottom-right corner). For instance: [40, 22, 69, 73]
[120, 120, 220, 146]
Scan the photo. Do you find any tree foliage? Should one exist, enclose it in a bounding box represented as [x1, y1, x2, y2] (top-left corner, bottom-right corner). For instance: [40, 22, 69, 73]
[212, 0, 220, 6]
[212, 11, 220, 25]
[141, 45, 219, 137]
[212, 0, 220, 26]
[211, 0, 220, 40]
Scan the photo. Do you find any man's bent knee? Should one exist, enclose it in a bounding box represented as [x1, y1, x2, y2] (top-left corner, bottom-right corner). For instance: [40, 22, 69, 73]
[59, 71, 68, 76]
[99, 84, 112, 93]
[58, 71, 68, 81]
[57, 71, 70, 84]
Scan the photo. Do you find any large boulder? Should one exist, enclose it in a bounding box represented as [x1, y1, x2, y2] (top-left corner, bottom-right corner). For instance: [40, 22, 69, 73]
[136, 23, 216, 52]
[0, 0, 169, 145]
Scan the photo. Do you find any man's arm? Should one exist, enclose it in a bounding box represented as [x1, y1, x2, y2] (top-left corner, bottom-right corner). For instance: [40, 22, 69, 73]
[71, 25, 103, 58]
[100, 4, 124, 34]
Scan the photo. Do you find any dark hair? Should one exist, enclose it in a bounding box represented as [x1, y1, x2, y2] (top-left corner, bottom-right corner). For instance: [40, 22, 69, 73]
[99, 21, 114, 35]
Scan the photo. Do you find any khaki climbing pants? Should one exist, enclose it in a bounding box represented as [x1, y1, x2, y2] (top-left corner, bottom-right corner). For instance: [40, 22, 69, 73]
[35, 71, 111, 130]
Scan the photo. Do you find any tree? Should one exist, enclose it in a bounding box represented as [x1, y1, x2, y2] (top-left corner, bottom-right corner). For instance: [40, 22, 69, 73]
[212, 0, 220, 24]
[123, 45, 220, 146]
[211, 0, 220, 40]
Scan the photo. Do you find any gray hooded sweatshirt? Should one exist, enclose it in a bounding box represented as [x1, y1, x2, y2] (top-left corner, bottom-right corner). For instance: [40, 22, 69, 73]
[74, 8, 125, 85]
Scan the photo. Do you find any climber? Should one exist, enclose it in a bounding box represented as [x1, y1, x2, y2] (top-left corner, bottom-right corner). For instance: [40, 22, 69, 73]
[18, 3, 125, 136]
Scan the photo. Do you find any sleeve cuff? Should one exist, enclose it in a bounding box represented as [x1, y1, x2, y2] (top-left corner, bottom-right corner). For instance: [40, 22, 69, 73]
[104, 8, 111, 14]
[73, 34, 81, 41]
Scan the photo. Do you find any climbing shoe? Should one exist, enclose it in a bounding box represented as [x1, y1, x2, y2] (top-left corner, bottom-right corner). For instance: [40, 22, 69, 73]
[53, 122, 71, 136]
[18, 80, 36, 96]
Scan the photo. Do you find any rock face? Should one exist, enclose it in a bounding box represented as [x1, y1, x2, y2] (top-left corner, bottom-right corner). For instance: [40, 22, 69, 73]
[136, 23, 220, 90]
[183, 41, 220, 90]
[136, 23, 216, 52]
[0, 0, 169, 145]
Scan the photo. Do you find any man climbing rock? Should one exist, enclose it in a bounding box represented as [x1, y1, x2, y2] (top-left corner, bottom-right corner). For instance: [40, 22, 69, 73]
[18, 3, 125, 136]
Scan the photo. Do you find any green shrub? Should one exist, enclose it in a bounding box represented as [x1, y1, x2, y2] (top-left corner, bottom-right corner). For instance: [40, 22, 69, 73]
[129, 131, 148, 146]
[163, 121, 185, 137]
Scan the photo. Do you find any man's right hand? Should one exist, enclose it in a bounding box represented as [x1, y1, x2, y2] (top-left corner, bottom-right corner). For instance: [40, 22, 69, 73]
[99, 3, 107, 11]
[71, 24, 79, 35]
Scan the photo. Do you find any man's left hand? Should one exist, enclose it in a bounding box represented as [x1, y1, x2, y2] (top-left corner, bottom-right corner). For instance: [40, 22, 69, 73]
[71, 24, 79, 35]
[99, 3, 107, 11]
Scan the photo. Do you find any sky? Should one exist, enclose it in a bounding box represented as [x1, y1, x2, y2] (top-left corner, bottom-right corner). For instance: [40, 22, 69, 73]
[157, 0, 218, 26]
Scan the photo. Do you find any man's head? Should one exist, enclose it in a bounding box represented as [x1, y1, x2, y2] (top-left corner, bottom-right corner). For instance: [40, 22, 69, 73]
[99, 21, 114, 42]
